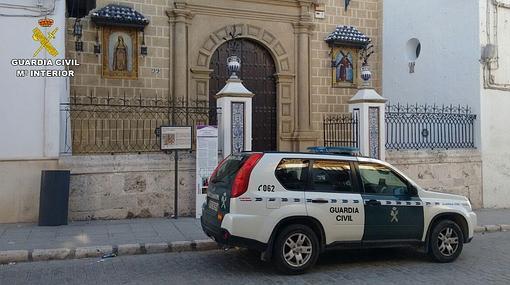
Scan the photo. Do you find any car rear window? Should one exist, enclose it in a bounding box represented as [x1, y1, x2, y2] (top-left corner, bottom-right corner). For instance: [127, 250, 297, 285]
[210, 154, 249, 185]
[275, 159, 309, 190]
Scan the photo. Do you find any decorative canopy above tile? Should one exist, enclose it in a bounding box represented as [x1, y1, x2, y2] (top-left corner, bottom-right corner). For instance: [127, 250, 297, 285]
[91, 4, 149, 29]
[325, 25, 370, 48]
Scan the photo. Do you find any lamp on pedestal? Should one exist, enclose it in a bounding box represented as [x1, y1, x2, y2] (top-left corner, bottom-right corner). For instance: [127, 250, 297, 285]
[215, 55, 255, 158]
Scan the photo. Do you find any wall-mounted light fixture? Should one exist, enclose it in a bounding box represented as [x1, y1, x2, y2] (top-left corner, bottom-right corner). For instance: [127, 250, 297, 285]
[140, 30, 147, 56]
[73, 18, 83, 52]
[75, 41, 83, 52]
[94, 27, 101, 54]
[73, 18, 83, 37]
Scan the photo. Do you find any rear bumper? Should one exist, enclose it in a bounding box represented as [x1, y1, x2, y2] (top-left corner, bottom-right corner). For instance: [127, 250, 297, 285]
[201, 215, 267, 252]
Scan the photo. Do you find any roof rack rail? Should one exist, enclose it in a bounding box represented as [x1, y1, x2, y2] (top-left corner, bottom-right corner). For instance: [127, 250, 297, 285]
[307, 146, 360, 156]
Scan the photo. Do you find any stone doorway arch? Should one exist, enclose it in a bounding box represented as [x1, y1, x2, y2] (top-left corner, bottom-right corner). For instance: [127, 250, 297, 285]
[191, 23, 296, 151]
[209, 38, 277, 151]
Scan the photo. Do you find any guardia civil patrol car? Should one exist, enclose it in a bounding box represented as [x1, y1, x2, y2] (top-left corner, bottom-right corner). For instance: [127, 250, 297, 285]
[201, 147, 477, 274]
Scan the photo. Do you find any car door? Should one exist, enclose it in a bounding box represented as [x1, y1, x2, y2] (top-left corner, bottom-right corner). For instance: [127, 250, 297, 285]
[304, 159, 365, 244]
[356, 162, 424, 241]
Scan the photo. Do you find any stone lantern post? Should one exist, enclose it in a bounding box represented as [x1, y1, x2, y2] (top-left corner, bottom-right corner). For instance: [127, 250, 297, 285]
[216, 56, 254, 159]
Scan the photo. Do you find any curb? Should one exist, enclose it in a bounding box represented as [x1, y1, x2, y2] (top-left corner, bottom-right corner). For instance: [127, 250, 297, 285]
[475, 224, 510, 234]
[1, 225, 508, 265]
[0, 239, 220, 265]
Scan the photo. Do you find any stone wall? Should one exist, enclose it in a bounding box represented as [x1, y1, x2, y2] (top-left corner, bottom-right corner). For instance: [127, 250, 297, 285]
[60, 153, 196, 221]
[60, 149, 483, 221]
[66, 0, 170, 99]
[310, 0, 382, 131]
[386, 149, 483, 209]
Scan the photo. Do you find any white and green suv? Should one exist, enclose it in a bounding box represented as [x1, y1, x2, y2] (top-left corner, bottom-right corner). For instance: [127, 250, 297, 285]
[201, 149, 477, 274]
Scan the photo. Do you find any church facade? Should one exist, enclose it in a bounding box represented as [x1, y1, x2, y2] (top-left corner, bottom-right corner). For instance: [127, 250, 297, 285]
[66, 0, 382, 152]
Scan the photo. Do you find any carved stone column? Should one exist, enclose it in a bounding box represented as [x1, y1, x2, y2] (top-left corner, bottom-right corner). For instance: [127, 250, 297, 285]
[291, 14, 317, 151]
[167, 2, 193, 100]
[293, 22, 313, 132]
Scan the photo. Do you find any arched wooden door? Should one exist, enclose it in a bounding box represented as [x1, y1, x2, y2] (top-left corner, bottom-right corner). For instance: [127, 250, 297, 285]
[209, 39, 277, 151]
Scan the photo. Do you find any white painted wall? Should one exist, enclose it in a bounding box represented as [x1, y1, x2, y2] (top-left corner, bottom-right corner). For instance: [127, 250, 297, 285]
[0, 0, 66, 160]
[479, 0, 510, 208]
[0, 0, 67, 222]
[383, 0, 510, 208]
[382, 0, 481, 145]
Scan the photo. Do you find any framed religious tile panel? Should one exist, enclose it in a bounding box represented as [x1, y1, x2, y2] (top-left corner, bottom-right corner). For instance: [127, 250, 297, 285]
[331, 46, 358, 88]
[102, 26, 138, 79]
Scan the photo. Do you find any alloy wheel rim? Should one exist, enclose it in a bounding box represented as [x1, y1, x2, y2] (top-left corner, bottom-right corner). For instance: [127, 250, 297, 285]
[437, 227, 459, 257]
[282, 233, 312, 267]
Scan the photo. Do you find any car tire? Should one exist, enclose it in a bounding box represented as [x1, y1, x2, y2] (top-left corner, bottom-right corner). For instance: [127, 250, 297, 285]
[428, 220, 464, 263]
[273, 224, 320, 274]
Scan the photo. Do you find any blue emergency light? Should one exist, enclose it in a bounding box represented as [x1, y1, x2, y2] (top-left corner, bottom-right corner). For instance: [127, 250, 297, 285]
[307, 146, 360, 156]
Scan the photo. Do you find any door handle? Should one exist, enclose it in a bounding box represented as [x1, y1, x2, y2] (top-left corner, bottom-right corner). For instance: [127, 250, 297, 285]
[366, 199, 381, 206]
[311, 199, 329, 204]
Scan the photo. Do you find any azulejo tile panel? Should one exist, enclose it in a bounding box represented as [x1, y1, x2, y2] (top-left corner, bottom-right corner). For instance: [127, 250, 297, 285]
[231, 102, 245, 153]
[369, 106, 379, 159]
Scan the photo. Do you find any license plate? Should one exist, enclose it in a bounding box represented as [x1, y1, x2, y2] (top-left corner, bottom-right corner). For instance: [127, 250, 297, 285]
[208, 199, 219, 212]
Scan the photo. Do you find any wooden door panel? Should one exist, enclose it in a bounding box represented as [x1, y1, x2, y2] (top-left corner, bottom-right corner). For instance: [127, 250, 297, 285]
[209, 39, 277, 151]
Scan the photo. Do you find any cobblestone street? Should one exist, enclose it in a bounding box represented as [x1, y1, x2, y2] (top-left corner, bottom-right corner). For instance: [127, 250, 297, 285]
[1, 231, 509, 285]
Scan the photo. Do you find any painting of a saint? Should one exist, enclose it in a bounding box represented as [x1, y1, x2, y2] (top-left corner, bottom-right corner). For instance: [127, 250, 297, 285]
[332, 47, 358, 88]
[102, 27, 138, 79]
[335, 51, 353, 82]
[113, 36, 128, 71]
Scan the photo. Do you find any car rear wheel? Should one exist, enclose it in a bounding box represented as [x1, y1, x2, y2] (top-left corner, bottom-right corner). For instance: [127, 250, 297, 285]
[429, 220, 464, 263]
[273, 224, 319, 274]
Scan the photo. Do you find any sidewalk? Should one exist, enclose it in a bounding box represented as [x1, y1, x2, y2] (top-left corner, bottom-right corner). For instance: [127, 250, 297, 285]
[0, 217, 208, 252]
[0, 209, 508, 264]
[474, 208, 509, 226]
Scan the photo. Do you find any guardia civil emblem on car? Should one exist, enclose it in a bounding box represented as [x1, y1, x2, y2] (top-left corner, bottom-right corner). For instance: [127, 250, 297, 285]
[201, 147, 477, 274]
[390, 207, 399, 223]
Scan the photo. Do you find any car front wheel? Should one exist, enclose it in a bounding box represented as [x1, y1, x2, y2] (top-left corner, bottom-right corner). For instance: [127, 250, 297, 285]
[429, 220, 464, 262]
[273, 224, 319, 274]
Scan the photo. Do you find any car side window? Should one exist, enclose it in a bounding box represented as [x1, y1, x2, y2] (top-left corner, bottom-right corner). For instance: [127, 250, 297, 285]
[358, 163, 410, 196]
[275, 159, 309, 190]
[311, 160, 354, 193]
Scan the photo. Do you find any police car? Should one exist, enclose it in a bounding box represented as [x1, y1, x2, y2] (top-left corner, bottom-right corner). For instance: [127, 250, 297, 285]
[201, 147, 477, 274]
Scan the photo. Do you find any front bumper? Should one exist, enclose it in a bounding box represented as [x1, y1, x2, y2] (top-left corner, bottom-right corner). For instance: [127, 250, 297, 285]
[466, 211, 477, 243]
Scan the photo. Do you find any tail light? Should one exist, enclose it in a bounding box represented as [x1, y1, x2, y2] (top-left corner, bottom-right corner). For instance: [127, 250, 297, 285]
[231, 153, 263, 198]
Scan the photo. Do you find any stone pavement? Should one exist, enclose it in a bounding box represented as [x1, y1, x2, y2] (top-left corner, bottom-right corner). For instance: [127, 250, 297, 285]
[0, 217, 207, 252]
[0, 208, 508, 264]
[2, 231, 510, 284]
